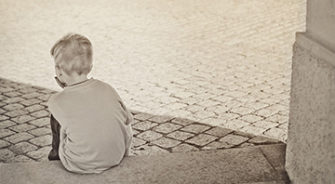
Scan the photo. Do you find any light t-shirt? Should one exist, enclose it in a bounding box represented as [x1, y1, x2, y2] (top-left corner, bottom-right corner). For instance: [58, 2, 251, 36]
[47, 78, 133, 174]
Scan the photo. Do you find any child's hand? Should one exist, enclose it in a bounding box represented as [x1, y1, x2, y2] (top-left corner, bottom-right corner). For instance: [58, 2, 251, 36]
[54, 76, 66, 88]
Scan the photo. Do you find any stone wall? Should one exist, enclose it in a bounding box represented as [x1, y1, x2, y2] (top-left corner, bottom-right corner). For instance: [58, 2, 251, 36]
[286, 33, 335, 183]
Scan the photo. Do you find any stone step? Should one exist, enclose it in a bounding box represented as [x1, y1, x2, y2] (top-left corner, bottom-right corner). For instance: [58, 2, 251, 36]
[0, 144, 288, 184]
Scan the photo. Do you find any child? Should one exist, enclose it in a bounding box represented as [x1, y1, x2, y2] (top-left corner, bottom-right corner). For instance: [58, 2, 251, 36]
[47, 33, 133, 174]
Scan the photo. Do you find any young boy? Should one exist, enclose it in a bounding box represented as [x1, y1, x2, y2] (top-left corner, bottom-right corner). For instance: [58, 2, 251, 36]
[47, 33, 133, 174]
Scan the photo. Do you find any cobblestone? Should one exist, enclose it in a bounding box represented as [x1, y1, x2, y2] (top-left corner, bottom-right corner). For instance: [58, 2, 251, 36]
[136, 130, 163, 142]
[152, 123, 182, 134]
[0, 140, 11, 148]
[11, 115, 36, 124]
[152, 137, 181, 149]
[28, 118, 50, 127]
[219, 135, 249, 146]
[166, 131, 195, 141]
[30, 110, 49, 118]
[0, 129, 16, 138]
[0, 149, 15, 161]
[28, 127, 51, 136]
[204, 127, 233, 138]
[29, 135, 51, 147]
[26, 147, 50, 160]
[181, 124, 211, 134]
[0, 120, 16, 129]
[4, 132, 34, 144]
[132, 121, 158, 131]
[185, 134, 217, 147]
[9, 142, 38, 154]
[9, 124, 36, 133]
[171, 143, 199, 153]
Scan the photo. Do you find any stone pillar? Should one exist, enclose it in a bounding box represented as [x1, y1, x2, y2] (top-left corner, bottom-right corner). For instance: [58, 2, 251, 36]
[286, 0, 335, 183]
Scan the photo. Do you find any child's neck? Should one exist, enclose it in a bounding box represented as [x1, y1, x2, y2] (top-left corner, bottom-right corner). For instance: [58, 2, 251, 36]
[66, 75, 89, 86]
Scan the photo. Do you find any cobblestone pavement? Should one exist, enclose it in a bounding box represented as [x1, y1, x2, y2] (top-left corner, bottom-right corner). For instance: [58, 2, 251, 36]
[0, 0, 306, 141]
[0, 78, 282, 163]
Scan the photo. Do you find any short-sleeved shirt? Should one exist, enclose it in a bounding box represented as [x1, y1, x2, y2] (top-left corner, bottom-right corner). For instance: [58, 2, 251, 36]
[47, 78, 133, 174]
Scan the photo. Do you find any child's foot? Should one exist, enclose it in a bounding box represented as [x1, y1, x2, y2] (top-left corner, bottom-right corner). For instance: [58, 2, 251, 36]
[48, 149, 60, 161]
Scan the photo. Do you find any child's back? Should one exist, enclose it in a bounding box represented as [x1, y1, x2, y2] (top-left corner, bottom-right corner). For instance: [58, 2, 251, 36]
[48, 78, 133, 173]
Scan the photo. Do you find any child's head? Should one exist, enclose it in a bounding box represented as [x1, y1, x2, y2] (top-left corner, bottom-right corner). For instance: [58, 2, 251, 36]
[50, 33, 93, 80]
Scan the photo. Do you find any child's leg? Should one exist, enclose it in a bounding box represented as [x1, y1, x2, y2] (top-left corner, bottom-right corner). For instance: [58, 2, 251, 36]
[48, 114, 61, 161]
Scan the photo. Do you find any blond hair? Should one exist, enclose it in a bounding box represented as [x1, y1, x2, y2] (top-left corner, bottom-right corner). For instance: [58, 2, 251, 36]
[50, 33, 93, 75]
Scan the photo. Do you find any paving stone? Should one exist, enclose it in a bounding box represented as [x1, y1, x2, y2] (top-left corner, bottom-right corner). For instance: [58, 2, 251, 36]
[21, 92, 43, 99]
[0, 129, 16, 138]
[0, 101, 7, 107]
[3, 91, 21, 97]
[2, 103, 24, 111]
[0, 140, 11, 148]
[148, 115, 174, 124]
[133, 113, 154, 121]
[132, 137, 147, 147]
[132, 121, 158, 131]
[248, 136, 280, 144]
[253, 120, 278, 129]
[218, 113, 240, 121]
[137, 130, 163, 142]
[240, 126, 267, 136]
[171, 118, 195, 126]
[0, 120, 16, 129]
[171, 143, 199, 153]
[238, 142, 256, 148]
[31, 110, 49, 118]
[132, 129, 140, 136]
[8, 155, 34, 162]
[0, 87, 15, 93]
[29, 135, 52, 147]
[0, 149, 15, 161]
[219, 134, 249, 146]
[204, 127, 233, 138]
[230, 106, 255, 115]
[28, 127, 51, 136]
[202, 141, 233, 150]
[152, 137, 181, 149]
[29, 117, 50, 127]
[181, 124, 211, 134]
[20, 98, 42, 106]
[185, 134, 217, 146]
[37, 94, 52, 101]
[233, 131, 256, 138]
[5, 109, 29, 118]
[11, 115, 36, 124]
[26, 146, 50, 160]
[166, 131, 195, 141]
[4, 132, 34, 144]
[263, 128, 287, 142]
[265, 114, 288, 124]
[132, 145, 169, 156]
[239, 114, 264, 123]
[18, 87, 38, 94]
[0, 108, 5, 114]
[25, 104, 45, 113]
[9, 123, 36, 132]
[153, 123, 182, 134]
[3, 97, 25, 104]
[0, 115, 9, 121]
[9, 142, 38, 154]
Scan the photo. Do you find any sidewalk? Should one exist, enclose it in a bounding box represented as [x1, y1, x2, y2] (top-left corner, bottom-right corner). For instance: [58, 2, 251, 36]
[0, 77, 282, 163]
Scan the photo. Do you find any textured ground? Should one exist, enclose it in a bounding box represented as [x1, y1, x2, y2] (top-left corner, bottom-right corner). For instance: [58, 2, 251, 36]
[0, 0, 306, 141]
[0, 78, 282, 163]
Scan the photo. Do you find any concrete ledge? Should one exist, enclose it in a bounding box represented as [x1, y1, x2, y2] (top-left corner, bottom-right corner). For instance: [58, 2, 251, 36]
[1, 144, 288, 184]
[295, 32, 335, 67]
